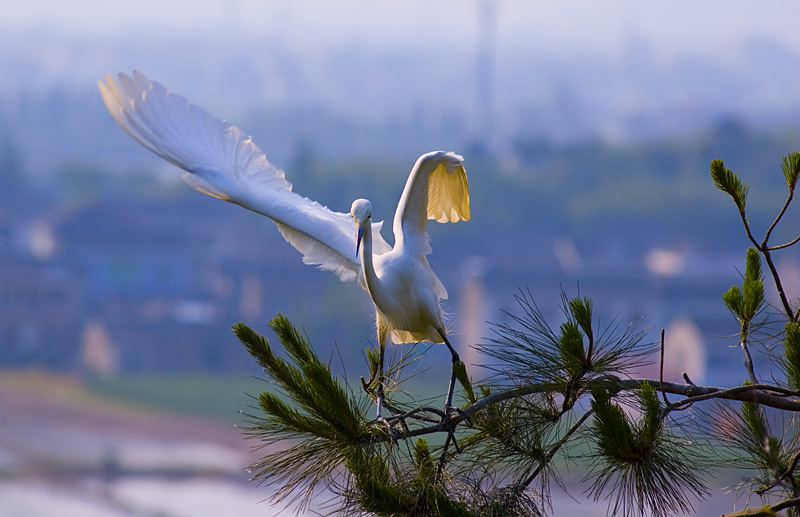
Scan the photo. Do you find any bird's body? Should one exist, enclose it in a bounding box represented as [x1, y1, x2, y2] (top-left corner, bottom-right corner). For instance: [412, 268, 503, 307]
[360, 214, 444, 345]
[99, 71, 470, 417]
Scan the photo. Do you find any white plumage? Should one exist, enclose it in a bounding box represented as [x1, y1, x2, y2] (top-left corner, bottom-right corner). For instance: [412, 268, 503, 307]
[99, 71, 471, 416]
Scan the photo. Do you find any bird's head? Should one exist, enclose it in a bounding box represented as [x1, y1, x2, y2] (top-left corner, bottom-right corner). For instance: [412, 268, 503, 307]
[350, 198, 373, 255]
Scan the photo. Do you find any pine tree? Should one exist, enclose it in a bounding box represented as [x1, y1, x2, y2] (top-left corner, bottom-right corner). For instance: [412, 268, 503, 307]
[235, 153, 800, 516]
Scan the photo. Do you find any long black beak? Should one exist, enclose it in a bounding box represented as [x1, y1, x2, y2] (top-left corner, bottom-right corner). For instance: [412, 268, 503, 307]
[356, 224, 365, 255]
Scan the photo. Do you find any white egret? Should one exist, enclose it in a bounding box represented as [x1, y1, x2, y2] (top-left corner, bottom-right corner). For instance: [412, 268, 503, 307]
[99, 71, 470, 423]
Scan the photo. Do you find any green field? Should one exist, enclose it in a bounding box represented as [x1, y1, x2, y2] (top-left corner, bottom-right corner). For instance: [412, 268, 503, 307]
[87, 373, 271, 423]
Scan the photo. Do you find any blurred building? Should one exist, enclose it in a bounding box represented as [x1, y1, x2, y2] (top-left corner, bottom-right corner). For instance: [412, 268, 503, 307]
[0, 190, 276, 374]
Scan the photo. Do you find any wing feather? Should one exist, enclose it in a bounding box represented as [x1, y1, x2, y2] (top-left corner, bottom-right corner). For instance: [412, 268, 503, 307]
[392, 151, 470, 254]
[428, 159, 470, 223]
[99, 71, 391, 282]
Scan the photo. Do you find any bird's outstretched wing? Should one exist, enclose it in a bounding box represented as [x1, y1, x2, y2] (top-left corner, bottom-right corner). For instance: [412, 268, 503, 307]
[99, 71, 391, 282]
[392, 150, 470, 255]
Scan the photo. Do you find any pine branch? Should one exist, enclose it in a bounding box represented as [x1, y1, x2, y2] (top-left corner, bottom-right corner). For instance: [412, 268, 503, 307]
[756, 450, 800, 495]
[585, 382, 710, 517]
[360, 379, 800, 446]
[722, 497, 800, 516]
[511, 408, 595, 496]
[711, 158, 798, 320]
[760, 248, 795, 321]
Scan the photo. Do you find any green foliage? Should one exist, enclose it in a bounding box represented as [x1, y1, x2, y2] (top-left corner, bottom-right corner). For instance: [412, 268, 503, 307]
[558, 297, 595, 378]
[237, 317, 362, 438]
[341, 443, 475, 517]
[741, 398, 784, 474]
[784, 323, 800, 391]
[481, 290, 651, 390]
[637, 382, 664, 452]
[453, 360, 476, 405]
[722, 248, 765, 341]
[781, 152, 800, 193]
[364, 346, 380, 385]
[590, 386, 637, 463]
[587, 383, 709, 517]
[715, 395, 799, 504]
[710, 158, 748, 215]
[723, 285, 745, 317]
[87, 374, 261, 421]
[558, 321, 586, 376]
[724, 506, 779, 517]
[744, 247, 763, 283]
[465, 392, 558, 490]
[234, 317, 377, 509]
[568, 296, 594, 350]
[239, 316, 544, 516]
[708, 150, 800, 515]
[743, 248, 765, 315]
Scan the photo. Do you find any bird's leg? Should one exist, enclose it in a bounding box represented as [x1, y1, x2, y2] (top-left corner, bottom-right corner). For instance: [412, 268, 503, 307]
[376, 338, 386, 418]
[439, 329, 460, 411]
[373, 338, 398, 442]
[437, 329, 468, 454]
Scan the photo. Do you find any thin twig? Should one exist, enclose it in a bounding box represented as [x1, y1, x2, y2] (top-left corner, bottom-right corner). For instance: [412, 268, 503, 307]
[738, 206, 760, 251]
[740, 339, 759, 385]
[664, 383, 800, 415]
[768, 233, 800, 251]
[385, 405, 443, 424]
[756, 449, 800, 495]
[733, 196, 795, 320]
[772, 497, 800, 512]
[659, 328, 670, 406]
[721, 497, 800, 516]
[760, 248, 796, 321]
[512, 408, 595, 496]
[762, 188, 794, 248]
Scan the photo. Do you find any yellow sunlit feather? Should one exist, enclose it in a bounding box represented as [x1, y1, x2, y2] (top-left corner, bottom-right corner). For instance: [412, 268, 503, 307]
[427, 161, 470, 223]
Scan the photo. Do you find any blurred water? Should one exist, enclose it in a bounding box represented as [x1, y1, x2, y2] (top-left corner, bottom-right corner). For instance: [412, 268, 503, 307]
[0, 478, 279, 517]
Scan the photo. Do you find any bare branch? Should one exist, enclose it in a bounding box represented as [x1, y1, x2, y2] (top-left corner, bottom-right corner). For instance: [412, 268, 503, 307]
[762, 188, 795, 248]
[741, 339, 759, 385]
[737, 206, 760, 251]
[760, 248, 796, 321]
[660, 328, 671, 406]
[367, 379, 800, 446]
[772, 496, 800, 512]
[768, 233, 800, 251]
[722, 497, 800, 516]
[657, 382, 800, 414]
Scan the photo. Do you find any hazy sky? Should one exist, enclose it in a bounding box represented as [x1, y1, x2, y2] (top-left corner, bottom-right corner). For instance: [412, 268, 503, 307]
[6, 0, 800, 60]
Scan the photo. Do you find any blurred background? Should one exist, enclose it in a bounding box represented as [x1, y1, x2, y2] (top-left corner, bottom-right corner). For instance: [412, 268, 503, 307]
[2, 0, 800, 515]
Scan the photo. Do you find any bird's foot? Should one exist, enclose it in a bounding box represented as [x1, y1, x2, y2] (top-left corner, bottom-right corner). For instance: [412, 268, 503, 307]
[444, 404, 472, 428]
[369, 393, 399, 443]
[372, 414, 398, 443]
[440, 404, 464, 454]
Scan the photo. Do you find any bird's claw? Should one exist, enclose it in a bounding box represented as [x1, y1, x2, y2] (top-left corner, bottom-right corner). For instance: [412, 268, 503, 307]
[440, 404, 463, 454]
[372, 415, 398, 443]
[449, 405, 473, 427]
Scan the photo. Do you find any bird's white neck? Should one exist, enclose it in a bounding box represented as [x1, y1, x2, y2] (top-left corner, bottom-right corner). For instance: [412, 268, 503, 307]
[359, 222, 385, 308]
